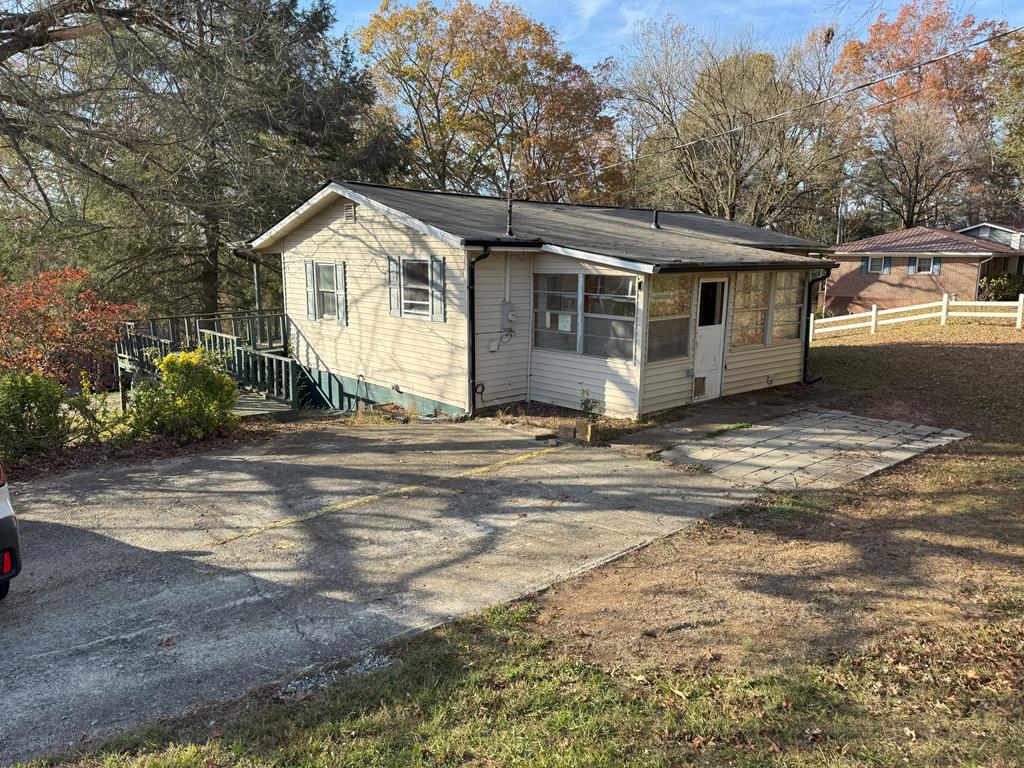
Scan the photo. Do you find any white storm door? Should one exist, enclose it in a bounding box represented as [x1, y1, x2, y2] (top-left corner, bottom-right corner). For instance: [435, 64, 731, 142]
[693, 278, 728, 401]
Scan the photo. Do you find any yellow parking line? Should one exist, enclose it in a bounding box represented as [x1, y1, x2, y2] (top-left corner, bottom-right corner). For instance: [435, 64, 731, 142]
[214, 444, 567, 545]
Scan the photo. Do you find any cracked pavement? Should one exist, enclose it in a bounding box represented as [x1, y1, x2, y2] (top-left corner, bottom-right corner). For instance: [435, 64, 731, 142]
[2, 421, 756, 764]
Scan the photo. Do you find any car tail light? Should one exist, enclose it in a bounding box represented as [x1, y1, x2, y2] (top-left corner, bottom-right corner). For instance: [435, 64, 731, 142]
[1, 551, 11, 576]
[0, 462, 5, 487]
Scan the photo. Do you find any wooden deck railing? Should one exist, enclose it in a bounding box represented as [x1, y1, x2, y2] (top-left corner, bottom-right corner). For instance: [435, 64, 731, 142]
[126, 311, 286, 351]
[116, 310, 299, 409]
[199, 329, 299, 408]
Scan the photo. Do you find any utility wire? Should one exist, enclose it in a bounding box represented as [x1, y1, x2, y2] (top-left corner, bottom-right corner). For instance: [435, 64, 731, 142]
[515, 21, 1024, 200]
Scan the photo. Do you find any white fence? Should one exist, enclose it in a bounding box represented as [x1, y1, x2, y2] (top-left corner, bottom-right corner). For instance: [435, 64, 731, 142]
[810, 293, 1024, 340]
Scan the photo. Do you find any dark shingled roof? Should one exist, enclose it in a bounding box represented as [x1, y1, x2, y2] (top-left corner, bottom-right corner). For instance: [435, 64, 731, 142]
[321, 182, 829, 271]
[836, 226, 1019, 255]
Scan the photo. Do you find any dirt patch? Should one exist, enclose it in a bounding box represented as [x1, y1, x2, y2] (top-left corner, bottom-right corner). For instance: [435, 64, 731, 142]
[534, 325, 1024, 674]
[535, 444, 1024, 672]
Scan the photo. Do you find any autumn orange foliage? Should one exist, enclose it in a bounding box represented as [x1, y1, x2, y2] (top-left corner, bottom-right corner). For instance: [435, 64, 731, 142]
[839, 0, 1005, 124]
[0, 268, 137, 385]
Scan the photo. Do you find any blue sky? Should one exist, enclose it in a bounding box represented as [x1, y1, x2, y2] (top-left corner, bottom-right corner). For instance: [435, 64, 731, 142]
[332, 1, 1022, 66]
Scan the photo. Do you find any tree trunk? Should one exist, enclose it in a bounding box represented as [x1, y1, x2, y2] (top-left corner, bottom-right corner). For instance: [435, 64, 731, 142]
[198, 217, 220, 314]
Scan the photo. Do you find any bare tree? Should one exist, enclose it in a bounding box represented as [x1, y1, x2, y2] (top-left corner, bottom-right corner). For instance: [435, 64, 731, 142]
[617, 18, 855, 238]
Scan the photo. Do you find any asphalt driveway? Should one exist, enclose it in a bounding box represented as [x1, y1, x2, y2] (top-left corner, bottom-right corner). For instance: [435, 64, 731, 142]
[3, 421, 758, 764]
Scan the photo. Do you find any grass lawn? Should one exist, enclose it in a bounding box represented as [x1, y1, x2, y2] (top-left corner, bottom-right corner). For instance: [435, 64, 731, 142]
[32, 324, 1024, 768]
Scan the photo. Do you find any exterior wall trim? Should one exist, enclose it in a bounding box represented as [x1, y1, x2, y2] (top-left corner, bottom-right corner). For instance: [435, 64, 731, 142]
[539, 244, 656, 274]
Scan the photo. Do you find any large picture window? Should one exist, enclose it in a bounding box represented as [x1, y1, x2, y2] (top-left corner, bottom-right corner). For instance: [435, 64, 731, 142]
[647, 273, 693, 361]
[533, 273, 637, 360]
[772, 271, 806, 342]
[732, 271, 771, 347]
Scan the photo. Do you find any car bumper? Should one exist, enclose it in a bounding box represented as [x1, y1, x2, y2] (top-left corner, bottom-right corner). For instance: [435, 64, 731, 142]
[0, 512, 21, 583]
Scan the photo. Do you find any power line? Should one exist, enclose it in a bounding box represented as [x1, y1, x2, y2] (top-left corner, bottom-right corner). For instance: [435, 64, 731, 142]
[517, 21, 1024, 199]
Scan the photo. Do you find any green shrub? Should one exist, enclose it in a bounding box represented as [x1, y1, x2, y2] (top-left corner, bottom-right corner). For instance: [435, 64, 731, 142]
[129, 349, 239, 442]
[0, 371, 73, 462]
[979, 272, 1024, 301]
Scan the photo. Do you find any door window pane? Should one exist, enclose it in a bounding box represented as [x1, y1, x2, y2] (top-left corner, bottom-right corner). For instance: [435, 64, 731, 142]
[698, 281, 725, 327]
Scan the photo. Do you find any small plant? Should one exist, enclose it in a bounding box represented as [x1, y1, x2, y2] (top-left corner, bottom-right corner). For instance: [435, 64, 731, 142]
[578, 388, 600, 422]
[129, 348, 239, 442]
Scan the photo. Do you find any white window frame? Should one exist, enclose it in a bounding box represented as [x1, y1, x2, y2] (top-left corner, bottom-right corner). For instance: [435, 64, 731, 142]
[732, 271, 772, 348]
[867, 256, 885, 273]
[531, 273, 637, 361]
[400, 256, 431, 318]
[911, 256, 933, 274]
[314, 262, 338, 320]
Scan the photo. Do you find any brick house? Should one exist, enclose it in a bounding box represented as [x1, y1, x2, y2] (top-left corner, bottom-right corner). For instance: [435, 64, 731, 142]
[825, 226, 1020, 314]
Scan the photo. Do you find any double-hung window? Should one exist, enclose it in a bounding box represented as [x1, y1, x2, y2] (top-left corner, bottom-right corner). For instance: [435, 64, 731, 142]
[867, 256, 885, 273]
[908, 256, 939, 275]
[732, 272, 771, 347]
[304, 261, 347, 324]
[400, 258, 431, 316]
[388, 254, 446, 321]
[771, 271, 806, 342]
[533, 273, 637, 361]
[647, 273, 693, 361]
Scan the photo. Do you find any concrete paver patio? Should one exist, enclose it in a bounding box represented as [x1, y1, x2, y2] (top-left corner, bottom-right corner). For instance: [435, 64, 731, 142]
[659, 406, 968, 489]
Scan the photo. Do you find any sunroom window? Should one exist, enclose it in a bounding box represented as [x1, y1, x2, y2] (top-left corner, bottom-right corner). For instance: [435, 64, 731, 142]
[732, 272, 771, 347]
[533, 274, 579, 351]
[647, 273, 693, 361]
[771, 271, 806, 342]
[582, 275, 636, 360]
[532, 273, 637, 360]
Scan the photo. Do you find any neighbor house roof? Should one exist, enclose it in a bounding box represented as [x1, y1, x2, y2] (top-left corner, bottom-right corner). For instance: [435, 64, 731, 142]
[957, 221, 1023, 236]
[835, 226, 1019, 255]
[250, 181, 830, 273]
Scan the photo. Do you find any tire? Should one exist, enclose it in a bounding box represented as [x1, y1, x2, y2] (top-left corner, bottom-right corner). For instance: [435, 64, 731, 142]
[0, 580, 9, 601]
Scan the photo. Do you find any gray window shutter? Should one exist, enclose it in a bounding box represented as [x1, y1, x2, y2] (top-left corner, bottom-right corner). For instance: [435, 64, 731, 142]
[387, 255, 401, 317]
[430, 255, 446, 322]
[907, 257, 917, 275]
[859, 257, 868, 274]
[933, 256, 942, 275]
[882, 256, 892, 275]
[304, 261, 316, 319]
[336, 262, 347, 326]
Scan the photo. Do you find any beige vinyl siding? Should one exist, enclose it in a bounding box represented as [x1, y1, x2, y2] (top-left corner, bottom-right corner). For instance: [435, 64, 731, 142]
[276, 198, 469, 410]
[529, 349, 639, 416]
[722, 343, 804, 395]
[721, 268, 808, 396]
[473, 251, 531, 408]
[640, 358, 693, 413]
[528, 253, 641, 417]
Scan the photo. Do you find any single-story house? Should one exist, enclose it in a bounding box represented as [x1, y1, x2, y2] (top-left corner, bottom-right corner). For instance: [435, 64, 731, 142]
[826, 226, 1019, 315]
[249, 182, 831, 418]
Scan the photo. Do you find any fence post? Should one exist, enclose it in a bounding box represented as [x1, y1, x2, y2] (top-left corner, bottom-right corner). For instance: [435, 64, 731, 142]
[1017, 293, 1024, 330]
[940, 293, 949, 326]
[808, 314, 815, 343]
[870, 304, 878, 334]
